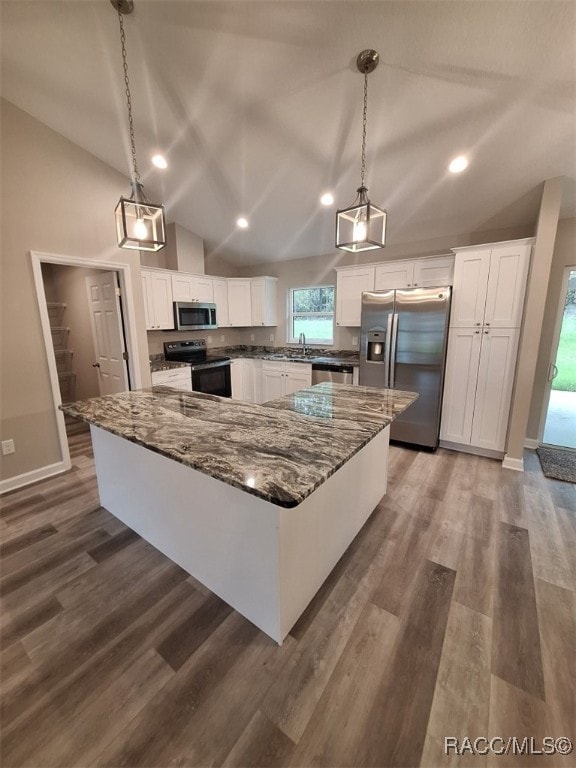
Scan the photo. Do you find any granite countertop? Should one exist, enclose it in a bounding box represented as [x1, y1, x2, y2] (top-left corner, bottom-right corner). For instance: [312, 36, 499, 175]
[150, 349, 360, 372]
[61, 383, 416, 508]
[150, 361, 191, 372]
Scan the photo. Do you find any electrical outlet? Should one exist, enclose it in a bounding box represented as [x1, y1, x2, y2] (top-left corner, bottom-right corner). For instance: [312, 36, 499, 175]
[250, 333, 255, 342]
[352, 336, 358, 346]
[2, 439, 15, 455]
[269, 334, 275, 342]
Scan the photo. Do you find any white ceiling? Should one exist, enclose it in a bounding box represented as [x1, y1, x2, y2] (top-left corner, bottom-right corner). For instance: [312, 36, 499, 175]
[2, 0, 575, 265]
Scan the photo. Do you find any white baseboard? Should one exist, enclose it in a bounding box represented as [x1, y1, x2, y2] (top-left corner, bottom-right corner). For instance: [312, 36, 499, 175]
[524, 438, 539, 449]
[502, 454, 524, 472]
[0, 460, 70, 495]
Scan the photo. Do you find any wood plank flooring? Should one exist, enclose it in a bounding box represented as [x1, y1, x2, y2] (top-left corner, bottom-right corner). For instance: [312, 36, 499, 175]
[1, 430, 575, 767]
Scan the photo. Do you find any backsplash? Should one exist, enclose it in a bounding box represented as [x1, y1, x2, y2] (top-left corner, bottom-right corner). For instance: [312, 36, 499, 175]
[149, 344, 359, 364]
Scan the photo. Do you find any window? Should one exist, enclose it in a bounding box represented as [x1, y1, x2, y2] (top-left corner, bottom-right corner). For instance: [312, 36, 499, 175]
[288, 286, 335, 345]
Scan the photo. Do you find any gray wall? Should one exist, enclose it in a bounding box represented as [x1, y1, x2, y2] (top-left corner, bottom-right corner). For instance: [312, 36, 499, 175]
[0, 99, 151, 483]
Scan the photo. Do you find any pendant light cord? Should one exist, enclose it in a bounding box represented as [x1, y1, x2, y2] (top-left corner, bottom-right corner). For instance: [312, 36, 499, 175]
[117, 9, 140, 184]
[360, 71, 368, 189]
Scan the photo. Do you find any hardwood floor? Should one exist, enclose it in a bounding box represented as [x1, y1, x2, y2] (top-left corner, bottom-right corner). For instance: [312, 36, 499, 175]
[1, 432, 574, 767]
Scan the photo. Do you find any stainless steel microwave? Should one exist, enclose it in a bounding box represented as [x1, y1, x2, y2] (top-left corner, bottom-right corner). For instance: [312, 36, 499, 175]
[173, 302, 217, 331]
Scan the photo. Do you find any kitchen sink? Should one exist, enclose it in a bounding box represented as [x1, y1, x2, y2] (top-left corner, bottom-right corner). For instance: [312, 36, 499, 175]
[264, 353, 311, 362]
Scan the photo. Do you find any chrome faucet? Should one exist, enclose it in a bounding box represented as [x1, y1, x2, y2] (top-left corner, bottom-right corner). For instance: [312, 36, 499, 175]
[298, 332, 307, 355]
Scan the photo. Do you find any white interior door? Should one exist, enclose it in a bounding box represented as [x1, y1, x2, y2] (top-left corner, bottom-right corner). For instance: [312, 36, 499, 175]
[86, 271, 129, 396]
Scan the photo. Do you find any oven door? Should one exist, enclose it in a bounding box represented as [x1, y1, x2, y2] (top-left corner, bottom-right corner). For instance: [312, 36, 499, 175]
[191, 362, 231, 397]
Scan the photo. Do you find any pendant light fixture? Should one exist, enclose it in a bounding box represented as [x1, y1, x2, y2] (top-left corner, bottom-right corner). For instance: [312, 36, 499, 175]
[336, 49, 387, 252]
[111, 0, 166, 252]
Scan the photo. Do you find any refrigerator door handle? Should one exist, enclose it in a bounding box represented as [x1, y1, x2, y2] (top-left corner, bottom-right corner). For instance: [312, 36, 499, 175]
[384, 313, 393, 387]
[389, 313, 399, 388]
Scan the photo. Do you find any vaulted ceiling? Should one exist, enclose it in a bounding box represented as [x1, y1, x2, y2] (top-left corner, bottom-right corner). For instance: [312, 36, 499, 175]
[2, 1, 574, 265]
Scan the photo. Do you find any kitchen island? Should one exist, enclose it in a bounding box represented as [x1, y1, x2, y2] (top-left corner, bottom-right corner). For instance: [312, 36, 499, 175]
[61, 383, 417, 643]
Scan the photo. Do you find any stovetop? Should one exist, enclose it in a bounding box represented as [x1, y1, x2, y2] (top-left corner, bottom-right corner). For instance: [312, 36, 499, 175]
[163, 339, 230, 365]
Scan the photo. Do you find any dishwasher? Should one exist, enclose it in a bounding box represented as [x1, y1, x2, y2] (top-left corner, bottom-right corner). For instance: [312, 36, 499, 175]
[312, 362, 354, 385]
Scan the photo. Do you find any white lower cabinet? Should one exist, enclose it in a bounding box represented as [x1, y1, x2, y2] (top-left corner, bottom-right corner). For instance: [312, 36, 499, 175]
[262, 361, 312, 402]
[470, 328, 520, 451]
[440, 327, 520, 453]
[233, 358, 312, 402]
[262, 363, 286, 402]
[230, 358, 262, 403]
[230, 359, 245, 400]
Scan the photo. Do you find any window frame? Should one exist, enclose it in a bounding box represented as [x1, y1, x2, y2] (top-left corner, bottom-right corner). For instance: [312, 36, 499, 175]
[287, 285, 335, 346]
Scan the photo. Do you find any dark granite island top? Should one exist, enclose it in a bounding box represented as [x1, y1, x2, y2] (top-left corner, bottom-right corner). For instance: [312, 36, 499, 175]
[61, 383, 417, 508]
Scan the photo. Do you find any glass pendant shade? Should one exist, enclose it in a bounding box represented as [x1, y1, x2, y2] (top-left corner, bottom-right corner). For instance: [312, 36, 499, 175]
[336, 187, 387, 252]
[115, 182, 166, 252]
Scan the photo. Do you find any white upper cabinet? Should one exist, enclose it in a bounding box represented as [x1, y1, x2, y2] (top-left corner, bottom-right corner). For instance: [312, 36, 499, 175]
[141, 269, 174, 330]
[374, 262, 413, 290]
[335, 266, 375, 327]
[227, 279, 252, 327]
[374, 255, 454, 290]
[251, 277, 278, 326]
[336, 255, 455, 326]
[171, 273, 214, 303]
[449, 249, 491, 327]
[413, 255, 454, 287]
[450, 241, 532, 328]
[212, 279, 230, 327]
[483, 245, 531, 328]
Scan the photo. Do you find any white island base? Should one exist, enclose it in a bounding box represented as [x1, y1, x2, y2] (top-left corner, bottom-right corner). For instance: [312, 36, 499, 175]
[91, 424, 390, 644]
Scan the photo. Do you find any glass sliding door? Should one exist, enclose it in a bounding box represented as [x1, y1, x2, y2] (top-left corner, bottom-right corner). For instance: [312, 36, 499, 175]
[543, 268, 576, 449]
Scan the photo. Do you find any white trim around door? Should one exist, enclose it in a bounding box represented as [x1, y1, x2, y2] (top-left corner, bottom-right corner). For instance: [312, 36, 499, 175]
[13, 250, 145, 493]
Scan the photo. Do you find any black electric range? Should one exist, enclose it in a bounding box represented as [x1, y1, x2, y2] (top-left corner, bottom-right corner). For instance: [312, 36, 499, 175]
[163, 340, 231, 397]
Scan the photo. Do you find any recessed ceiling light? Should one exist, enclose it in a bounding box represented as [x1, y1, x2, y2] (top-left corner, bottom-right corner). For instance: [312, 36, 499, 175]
[320, 192, 334, 206]
[449, 155, 469, 173]
[236, 217, 249, 229]
[151, 154, 168, 169]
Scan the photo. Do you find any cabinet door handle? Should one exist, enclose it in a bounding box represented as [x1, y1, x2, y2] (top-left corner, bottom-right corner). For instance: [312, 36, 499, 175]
[484, 330, 489, 334]
[485, 322, 490, 326]
[475, 330, 480, 334]
[92, 362, 100, 368]
[476, 322, 481, 326]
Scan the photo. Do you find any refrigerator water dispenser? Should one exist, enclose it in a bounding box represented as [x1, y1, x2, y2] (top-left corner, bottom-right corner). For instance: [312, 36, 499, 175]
[367, 331, 386, 362]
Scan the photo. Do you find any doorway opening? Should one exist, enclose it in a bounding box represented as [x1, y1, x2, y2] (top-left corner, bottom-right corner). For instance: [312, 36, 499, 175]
[31, 251, 143, 476]
[542, 267, 576, 449]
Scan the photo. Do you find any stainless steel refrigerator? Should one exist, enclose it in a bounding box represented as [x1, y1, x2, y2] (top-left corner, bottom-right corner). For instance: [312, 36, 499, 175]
[359, 287, 451, 448]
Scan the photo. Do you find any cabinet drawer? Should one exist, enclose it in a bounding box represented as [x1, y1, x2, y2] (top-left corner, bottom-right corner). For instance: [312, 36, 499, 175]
[285, 362, 311, 374]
